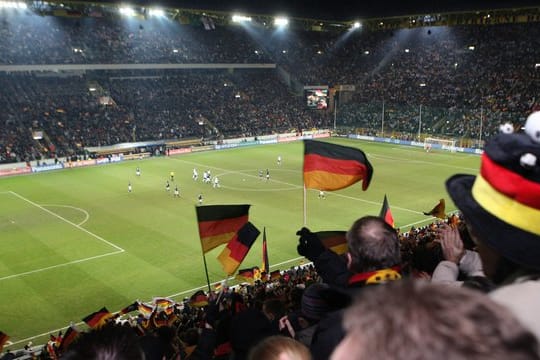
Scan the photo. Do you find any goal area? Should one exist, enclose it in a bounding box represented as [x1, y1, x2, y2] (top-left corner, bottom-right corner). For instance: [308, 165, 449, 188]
[424, 137, 457, 152]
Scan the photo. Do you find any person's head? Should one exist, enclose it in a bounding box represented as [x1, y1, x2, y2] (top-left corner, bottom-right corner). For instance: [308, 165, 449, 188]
[248, 335, 311, 360]
[61, 323, 144, 360]
[331, 280, 539, 360]
[446, 112, 540, 284]
[346, 215, 401, 273]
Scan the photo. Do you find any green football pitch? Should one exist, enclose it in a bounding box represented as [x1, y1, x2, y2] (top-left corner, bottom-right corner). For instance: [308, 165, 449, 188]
[0, 138, 480, 346]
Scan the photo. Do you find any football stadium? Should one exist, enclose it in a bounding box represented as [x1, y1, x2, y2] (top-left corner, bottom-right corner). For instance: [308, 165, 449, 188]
[1, 1, 540, 358]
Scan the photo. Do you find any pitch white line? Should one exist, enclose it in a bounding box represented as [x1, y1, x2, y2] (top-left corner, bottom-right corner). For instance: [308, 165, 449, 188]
[41, 204, 91, 226]
[9, 191, 124, 252]
[0, 251, 124, 281]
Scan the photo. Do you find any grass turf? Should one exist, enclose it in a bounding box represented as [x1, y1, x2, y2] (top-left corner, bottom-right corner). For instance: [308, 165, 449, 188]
[0, 138, 480, 345]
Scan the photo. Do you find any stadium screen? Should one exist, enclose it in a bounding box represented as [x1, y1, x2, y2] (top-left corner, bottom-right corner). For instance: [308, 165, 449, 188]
[305, 86, 328, 110]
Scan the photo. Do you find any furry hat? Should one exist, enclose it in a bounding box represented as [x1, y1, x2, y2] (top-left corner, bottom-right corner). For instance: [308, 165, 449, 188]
[446, 112, 540, 270]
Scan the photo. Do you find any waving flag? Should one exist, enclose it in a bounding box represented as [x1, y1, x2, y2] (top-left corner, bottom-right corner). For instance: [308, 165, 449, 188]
[261, 227, 269, 274]
[196, 205, 250, 253]
[82, 307, 112, 328]
[217, 222, 260, 275]
[303, 140, 373, 191]
[379, 194, 395, 228]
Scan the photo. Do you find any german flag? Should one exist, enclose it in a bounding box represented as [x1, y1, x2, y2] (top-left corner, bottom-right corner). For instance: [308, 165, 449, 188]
[119, 301, 139, 315]
[235, 268, 255, 283]
[261, 227, 269, 274]
[303, 140, 373, 191]
[196, 205, 250, 253]
[0, 331, 9, 352]
[423, 199, 446, 219]
[217, 222, 260, 275]
[57, 326, 79, 353]
[190, 290, 209, 308]
[317, 230, 348, 255]
[379, 194, 395, 228]
[138, 302, 154, 319]
[82, 307, 112, 328]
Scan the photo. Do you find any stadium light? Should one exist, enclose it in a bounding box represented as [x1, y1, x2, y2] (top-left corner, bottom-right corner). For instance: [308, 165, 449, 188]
[119, 6, 136, 17]
[535, 63, 540, 69]
[148, 8, 165, 17]
[404, 48, 410, 53]
[364, 50, 370, 55]
[352, 21, 361, 29]
[232, 14, 252, 23]
[0, 1, 27, 8]
[468, 45, 475, 51]
[274, 17, 289, 27]
[419, 83, 427, 87]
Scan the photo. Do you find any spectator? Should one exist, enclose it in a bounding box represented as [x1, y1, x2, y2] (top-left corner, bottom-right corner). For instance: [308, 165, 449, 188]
[61, 323, 145, 360]
[331, 280, 540, 360]
[296, 216, 402, 360]
[248, 336, 311, 360]
[445, 111, 540, 340]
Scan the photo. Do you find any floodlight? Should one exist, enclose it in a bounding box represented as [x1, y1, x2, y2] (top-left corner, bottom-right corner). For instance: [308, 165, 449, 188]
[419, 83, 427, 87]
[352, 21, 361, 29]
[468, 45, 475, 51]
[404, 48, 410, 53]
[232, 14, 252, 23]
[119, 6, 136, 17]
[274, 17, 289, 27]
[536, 63, 540, 69]
[148, 8, 164, 17]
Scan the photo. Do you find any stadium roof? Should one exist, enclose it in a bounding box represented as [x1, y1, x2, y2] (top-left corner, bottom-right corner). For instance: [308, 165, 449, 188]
[147, 0, 540, 20]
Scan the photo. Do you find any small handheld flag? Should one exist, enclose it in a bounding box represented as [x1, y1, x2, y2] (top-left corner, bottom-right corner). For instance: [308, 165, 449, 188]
[261, 227, 269, 274]
[379, 194, 395, 227]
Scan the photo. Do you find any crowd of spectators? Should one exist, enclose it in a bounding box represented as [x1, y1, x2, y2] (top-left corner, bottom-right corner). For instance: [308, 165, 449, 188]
[1, 11, 540, 163]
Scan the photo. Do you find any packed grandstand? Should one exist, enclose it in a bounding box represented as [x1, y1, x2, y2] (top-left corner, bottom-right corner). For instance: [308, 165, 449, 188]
[1, 2, 540, 359]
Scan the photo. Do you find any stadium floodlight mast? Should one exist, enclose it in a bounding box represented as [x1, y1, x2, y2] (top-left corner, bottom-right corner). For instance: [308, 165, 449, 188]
[0, 1, 27, 8]
[232, 14, 252, 23]
[274, 17, 289, 27]
[148, 8, 165, 17]
[119, 6, 136, 17]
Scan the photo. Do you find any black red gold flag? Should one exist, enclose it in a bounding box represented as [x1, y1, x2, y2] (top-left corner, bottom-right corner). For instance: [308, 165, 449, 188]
[316, 230, 348, 255]
[0, 331, 9, 352]
[261, 227, 269, 274]
[303, 140, 373, 191]
[82, 307, 113, 328]
[217, 222, 260, 275]
[196, 205, 250, 253]
[58, 326, 79, 353]
[379, 194, 395, 228]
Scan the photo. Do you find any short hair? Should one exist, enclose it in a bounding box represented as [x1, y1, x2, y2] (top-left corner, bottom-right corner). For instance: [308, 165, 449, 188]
[332, 280, 539, 360]
[346, 216, 401, 273]
[61, 323, 144, 360]
[248, 336, 311, 360]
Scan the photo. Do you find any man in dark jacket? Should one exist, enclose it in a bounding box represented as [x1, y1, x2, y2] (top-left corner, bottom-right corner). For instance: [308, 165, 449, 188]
[297, 215, 402, 360]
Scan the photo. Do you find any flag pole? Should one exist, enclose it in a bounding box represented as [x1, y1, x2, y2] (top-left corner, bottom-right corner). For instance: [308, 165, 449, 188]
[303, 185, 307, 226]
[201, 253, 212, 293]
